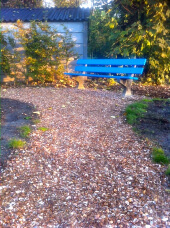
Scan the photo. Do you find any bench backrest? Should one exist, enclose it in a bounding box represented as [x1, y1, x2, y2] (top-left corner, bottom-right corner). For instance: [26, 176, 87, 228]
[75, 59, 146, 75]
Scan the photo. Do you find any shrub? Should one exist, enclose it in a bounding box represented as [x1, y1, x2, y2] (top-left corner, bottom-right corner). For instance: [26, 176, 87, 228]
[1, 20, 77, 85]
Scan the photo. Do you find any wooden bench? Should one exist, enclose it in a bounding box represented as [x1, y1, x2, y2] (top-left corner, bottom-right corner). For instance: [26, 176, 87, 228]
[64, 58, 146, 96]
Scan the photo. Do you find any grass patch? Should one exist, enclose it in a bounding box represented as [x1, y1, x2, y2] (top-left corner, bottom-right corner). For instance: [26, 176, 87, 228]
[152, 147, 169, 165]
[19, 125, 31, 138]
[32, 119, 40, 124]
[165, 165, 170, 176]
[24, 116, 32, 120]
[8, 138, 26, 149]
[38, 127, 49, 132]
[125, 99, 150, 124]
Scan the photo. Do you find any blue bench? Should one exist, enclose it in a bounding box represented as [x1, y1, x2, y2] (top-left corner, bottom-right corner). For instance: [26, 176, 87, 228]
[64, 58, 146, 96]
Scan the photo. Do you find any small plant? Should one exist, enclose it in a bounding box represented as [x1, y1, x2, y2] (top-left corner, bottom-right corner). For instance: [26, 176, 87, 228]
[19, 125, 31, 138]
[165, 165, 170, 176]
[8, 138, 26, 149]
[32, 119, 40, 124]
[24, 116, 32, 120]
[125, 100, 149, 124]
[38, 127, 49, 132]
[107, 78, 117, 87]
[152, 147, 169, 165]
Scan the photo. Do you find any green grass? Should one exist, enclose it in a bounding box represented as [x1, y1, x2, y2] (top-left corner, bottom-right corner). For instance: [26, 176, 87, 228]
[152, 147, 169, 165]
[165, 165, 170, 176]
[24, 116, 32, 120]
[8, 138, 26, 149]
[38, 127, 49, 132]
[125, 99, 150, 124]
[18, 125, 31, 138]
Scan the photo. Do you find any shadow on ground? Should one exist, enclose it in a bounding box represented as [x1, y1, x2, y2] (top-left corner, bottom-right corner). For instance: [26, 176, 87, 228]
[0, 98, 38, 171]
[134, 99, 170, 157]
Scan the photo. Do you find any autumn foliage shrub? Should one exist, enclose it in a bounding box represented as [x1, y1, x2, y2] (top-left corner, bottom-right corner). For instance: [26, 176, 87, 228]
[89, 1, 170, 85]
[1, 20, 77, 86]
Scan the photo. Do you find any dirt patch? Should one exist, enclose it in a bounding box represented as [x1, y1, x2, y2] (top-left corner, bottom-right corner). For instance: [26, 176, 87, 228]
[0, 98, 38, 170]
[134, 99, 170, 157]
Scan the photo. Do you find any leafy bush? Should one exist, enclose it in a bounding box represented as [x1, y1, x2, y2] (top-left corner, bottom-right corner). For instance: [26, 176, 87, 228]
[89, 1, 170, 85]
[1, 20, 77, 85]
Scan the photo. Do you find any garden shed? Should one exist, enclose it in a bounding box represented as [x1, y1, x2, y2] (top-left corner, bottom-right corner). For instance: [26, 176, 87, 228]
[0, 7, 90, 82]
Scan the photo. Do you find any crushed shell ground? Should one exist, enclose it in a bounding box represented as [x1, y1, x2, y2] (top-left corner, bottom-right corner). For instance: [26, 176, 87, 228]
[1, 87, 169, 227]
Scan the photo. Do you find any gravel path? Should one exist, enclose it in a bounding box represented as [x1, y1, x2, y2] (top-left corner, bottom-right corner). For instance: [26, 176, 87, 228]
[1, 88, 169, 227]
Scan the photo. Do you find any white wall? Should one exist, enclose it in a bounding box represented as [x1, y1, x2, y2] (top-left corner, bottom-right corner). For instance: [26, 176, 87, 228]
[49, 22, 88, 62]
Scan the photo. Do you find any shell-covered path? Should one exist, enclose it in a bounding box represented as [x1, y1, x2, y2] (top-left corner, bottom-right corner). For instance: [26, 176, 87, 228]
[1, 88, 169, 227]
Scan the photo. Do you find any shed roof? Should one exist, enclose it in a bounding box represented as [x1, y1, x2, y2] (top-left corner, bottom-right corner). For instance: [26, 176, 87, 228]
[0, 7, 91, 22]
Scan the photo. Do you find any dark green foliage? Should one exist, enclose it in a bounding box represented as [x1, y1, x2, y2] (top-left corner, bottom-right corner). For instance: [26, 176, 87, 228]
[88, 9, 113, 58]
[152, 147, 169, 165]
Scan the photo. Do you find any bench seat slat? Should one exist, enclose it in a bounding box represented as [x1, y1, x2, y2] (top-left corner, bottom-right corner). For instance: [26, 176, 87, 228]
[64, 72, 138, 80]
[75, 66, 144, 74]
[77, 59, 146, 66]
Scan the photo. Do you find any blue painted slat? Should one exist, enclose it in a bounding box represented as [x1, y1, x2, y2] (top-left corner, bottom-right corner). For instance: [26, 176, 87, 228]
[77, 59, 146, 66]
[64, 73, 138, 80]
[75, 66, 144, 74]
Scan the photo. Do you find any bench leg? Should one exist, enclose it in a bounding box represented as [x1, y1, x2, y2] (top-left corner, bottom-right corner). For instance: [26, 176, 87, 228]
[119, 79, 132, 97]
[76, 76, 87, 89]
